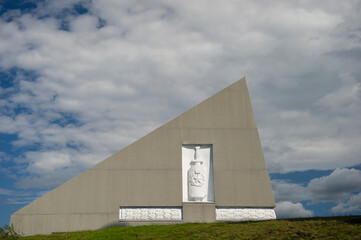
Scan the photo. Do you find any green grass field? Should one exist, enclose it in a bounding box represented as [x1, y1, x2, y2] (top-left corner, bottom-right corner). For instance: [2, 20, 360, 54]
[16, 216, 361, 239]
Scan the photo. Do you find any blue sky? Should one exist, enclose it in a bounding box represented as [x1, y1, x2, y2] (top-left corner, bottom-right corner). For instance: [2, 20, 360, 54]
[1, 0, 361, 226]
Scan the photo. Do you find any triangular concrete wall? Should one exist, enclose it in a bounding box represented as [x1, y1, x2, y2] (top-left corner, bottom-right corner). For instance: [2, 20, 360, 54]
[11, 77, 275, 235]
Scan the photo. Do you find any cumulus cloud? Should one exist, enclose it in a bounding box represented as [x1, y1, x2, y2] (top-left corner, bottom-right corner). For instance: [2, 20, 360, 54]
[0, 0, 360, 194]
[308, 168, 361, 201]
[272, 168, 361, 203]
[332, 192, 361, 213]
[271, 180, 309, 202]
[272, 168, 361, 215]
[275, 201, 313, 219]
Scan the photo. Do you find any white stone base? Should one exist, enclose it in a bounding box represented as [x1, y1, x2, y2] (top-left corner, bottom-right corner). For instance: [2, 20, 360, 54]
[216, 208, 276, 221]
[119, 208, 182, 221]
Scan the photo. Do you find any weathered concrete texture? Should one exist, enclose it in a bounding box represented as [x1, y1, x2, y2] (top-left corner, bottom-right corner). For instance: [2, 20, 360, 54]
[11, 77, 275, 236]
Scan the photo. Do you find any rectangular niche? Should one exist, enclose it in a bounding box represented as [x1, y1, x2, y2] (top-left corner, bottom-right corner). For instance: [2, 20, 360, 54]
[182, 144, 214, 203]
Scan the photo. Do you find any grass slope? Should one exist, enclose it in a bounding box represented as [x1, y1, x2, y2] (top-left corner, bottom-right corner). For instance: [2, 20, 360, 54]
[22, 216, 361, 240]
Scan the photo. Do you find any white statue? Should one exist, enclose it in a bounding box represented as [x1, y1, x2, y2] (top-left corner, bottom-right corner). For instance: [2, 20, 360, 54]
[188, 146, 207, 201]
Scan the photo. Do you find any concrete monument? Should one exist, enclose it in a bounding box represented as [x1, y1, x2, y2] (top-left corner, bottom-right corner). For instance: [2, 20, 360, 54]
[10, 77, 276, 236]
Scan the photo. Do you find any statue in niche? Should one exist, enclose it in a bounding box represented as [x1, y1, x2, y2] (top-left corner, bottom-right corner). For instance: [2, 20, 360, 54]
[188, 146, 207, 201]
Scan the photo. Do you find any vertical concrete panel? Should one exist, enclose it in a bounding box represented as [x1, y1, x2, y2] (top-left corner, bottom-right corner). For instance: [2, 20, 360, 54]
[227, 77, 244, 93]
[182, 106, 198, 128]
[165, 129, 182, 169]
[197, 99, 213, 128]
[164, 170, 182, 206]
[35, 191, 54, 215]
[250, 170, 274, 206]
[212, 89, 229, 128]
[182, 128, 197, 144]
[10, 215, 34, 236]
[260, 169, 275, 207]
[128, 170, 148, 206]
[51, 215, 71, 233]
[20, 215, 34, 236]
[92, 158, 111, 170]
[72, 172, 93, 213]
[108, 213, 120, 226]
[229, 84, 246, 128]
[147, 170, 165, 206]
[246, 129, 267, 169]
[162, 115, 182, 129]
[13, 201, 35, 215]
[109, 170, 130, 212]
[53, 183, 73, 214]
[229, 129, 249, 170]
[33, 215, 52, 235]
[9, 215, 19, 234]
[244, 83, 257, 128]
[111, 147, 132, 169]
[91, 214, 109, 230]
[267, 178, 276, 207]
[214, 170, 233, 206]
[10, 215, 26, 236]
[147, 129, 165, 169]
[70, 214, 92, 232]
[196, 129, 212, 144]
[232, 170, 252, 206]
[212, 129, 230, 170]
[132, 137, 149, 169]
[92, 171, 110, 213]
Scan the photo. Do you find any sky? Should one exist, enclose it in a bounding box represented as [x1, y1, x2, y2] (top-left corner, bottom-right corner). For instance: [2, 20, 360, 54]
[0, 0, 361, 226]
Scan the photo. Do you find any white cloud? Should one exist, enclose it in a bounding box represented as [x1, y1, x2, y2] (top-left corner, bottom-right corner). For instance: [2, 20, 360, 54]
[0, 0, 360, 191]
[0, 187, 36, 204]
[332, 192, 361, 213]
[0, 188, 13, 195]
[272, 168, 361, 207]
[275, 201, 313, 219]
[25, 151, 71, 172]
[308, 168, 361, 201]
[271, 180, 309, 202]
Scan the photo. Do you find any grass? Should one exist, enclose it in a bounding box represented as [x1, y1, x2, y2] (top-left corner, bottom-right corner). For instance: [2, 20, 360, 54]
[20, 216, 361, 240]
